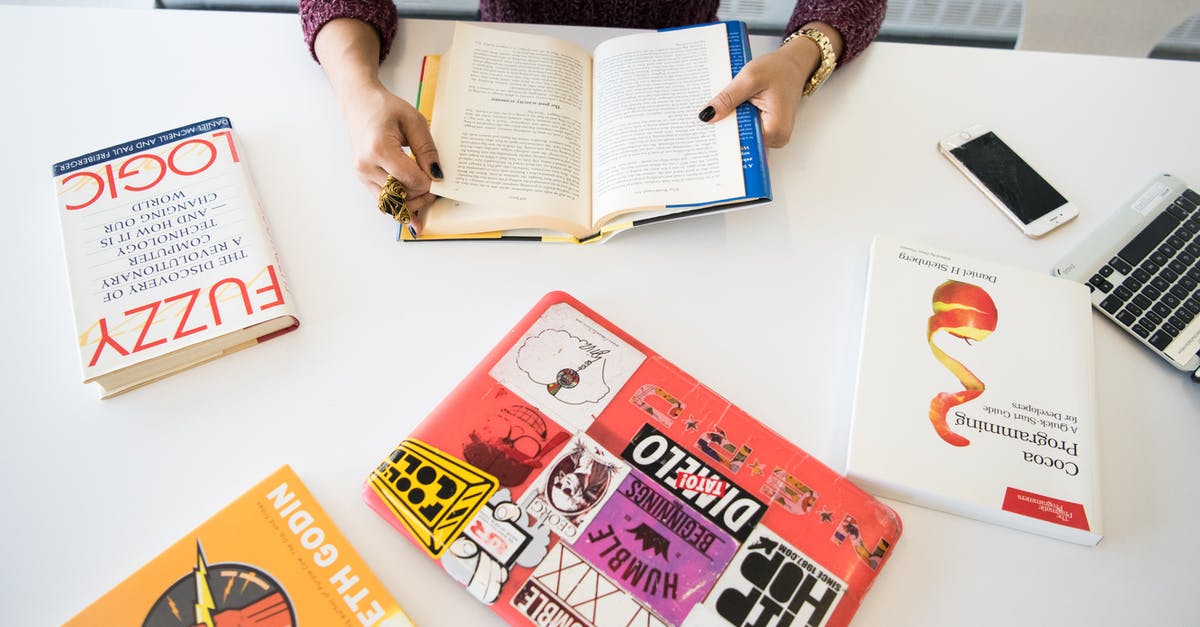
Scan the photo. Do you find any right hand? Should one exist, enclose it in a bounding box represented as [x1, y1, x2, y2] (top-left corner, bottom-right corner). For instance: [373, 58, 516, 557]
[340, 79, 443, 218]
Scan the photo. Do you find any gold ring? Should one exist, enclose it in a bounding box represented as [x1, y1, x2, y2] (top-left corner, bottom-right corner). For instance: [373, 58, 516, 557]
[378, 175, 412, 224]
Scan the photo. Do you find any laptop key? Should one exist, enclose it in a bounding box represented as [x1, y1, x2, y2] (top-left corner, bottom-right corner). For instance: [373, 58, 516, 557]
[1111, 257, 1133, 274]
[1119, 212, 1180, 266]
[1144, 309, 1163, 325]
[1117, 310, 1138, 326]
[1152, 276, 1172, 292]
[1153, 301, 1172, 317]
[1100, 296, 1122, 314]
[1183, 189, 1199, 205]
[1114, 285, 1134, 301]
[1134, 267, 1153, 282]
[1166, 204, 1188, 221]
[1171, 284, 1190, 300]
[1089, 274, 1113, 292]
[1131, 324, 1151, 338]
[1150, 331, 1174, 350]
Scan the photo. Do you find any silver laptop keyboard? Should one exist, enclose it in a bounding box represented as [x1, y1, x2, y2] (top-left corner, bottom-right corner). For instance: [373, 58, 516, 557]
[1087, 187, 1200, 355]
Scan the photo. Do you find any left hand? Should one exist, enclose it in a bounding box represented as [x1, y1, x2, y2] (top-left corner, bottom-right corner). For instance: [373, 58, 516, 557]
[699, 32, 826, 148]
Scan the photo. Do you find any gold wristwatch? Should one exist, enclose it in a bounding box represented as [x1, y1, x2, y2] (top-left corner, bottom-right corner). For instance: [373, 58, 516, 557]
[782, 27, 837, 96]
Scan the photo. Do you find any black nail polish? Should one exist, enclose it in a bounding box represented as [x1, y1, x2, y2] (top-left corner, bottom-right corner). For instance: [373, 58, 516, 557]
[698, 106, 716, 122]
[430, 162, 444, 180]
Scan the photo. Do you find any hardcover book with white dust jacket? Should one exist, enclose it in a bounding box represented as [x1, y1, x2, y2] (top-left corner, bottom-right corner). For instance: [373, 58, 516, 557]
[51, 117, 299, 398]
[847, 236, 1103, 545]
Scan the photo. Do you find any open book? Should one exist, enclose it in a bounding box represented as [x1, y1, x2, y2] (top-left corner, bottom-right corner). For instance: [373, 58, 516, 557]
[408, 22, 771, 243]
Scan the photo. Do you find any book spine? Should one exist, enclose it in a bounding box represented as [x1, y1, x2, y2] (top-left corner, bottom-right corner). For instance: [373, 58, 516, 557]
[726, 21, 772, 202]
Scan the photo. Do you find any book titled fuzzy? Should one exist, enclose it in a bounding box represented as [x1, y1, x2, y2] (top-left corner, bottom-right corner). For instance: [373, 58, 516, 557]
[51, 117, 299, 398]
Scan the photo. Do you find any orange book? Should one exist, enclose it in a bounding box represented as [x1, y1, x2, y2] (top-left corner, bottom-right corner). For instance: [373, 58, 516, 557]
[66, 466, 411, 627]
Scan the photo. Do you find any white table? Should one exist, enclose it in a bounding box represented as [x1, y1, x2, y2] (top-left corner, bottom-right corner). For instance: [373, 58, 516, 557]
[2, 6, 1198, 626]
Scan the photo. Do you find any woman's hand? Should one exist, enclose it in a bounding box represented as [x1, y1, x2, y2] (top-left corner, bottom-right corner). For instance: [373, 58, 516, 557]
[339, 79, 442, 214]
[315, 18, 442, 217]
[699, 22, 843, 148]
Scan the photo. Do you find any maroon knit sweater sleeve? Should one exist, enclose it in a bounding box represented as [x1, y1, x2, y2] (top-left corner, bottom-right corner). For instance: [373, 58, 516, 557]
[785, 0, 886, 65]
[300, 0, 398, 63]
[299, 0, 884, 67]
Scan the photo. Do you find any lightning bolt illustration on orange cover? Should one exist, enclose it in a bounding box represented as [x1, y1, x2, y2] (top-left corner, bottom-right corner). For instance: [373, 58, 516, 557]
[926, 280, 998, 447]
[193, 542, 217, 627]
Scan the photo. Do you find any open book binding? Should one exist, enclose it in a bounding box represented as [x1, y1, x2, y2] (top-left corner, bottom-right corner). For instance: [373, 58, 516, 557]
[403, 22, 771, 243]
[363, 292, 901, 626]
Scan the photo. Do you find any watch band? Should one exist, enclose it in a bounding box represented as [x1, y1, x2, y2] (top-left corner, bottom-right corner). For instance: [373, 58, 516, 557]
[782, 27, 837, 97]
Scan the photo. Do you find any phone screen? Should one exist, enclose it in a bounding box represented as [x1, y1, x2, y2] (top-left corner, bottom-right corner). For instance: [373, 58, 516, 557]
[950, 132, 1067, 224]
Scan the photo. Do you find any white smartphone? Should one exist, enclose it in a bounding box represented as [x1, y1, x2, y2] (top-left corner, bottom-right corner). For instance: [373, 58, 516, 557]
[938, 125, 1078, 238]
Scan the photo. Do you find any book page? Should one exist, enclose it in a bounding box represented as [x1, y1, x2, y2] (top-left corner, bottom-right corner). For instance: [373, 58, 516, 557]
[428, 23, 593, 233]
[590, 24, 744, 227]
